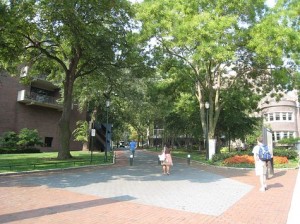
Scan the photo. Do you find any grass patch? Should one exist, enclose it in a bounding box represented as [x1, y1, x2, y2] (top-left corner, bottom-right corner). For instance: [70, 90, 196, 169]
[0, 151, 114, 173]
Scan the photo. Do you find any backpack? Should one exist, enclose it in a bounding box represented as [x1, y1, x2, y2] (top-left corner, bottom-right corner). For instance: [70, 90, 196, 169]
[258, 145, 272, 161]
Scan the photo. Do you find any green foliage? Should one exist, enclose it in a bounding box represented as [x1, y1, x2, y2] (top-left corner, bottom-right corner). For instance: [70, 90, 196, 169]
[72, 121, 89, 143]
[136, 0, 293, 142]
[273, 148, 299, 160]
[17, 128, 43, 149]
[277, 137, 300, 145]
[0, 131, 18, 148]
[0, 129, 43, 152]
[0, 0, 149, 159]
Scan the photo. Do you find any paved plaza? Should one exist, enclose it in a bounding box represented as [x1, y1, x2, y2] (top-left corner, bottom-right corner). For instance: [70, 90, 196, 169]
[0, 149, 299, 224]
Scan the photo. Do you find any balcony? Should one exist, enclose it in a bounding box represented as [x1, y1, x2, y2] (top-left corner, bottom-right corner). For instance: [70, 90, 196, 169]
[20, 67, 59, 91]
[17, 90, 63, 110]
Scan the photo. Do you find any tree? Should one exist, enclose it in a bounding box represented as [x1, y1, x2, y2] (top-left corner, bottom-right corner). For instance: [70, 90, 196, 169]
[248, 0, 300, 95]
[72, 120, 89, 145]
[136, 0, 298, 144]
[0, 0, 142, 159]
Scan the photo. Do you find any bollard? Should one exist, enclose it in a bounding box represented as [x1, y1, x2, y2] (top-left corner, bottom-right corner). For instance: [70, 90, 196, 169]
[187, 154, 191, 165]
[130, 154, 133, 166]
[113, 152, 116, 164]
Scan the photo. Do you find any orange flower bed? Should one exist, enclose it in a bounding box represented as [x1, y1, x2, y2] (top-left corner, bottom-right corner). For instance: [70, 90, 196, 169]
[224, 155, 254, 165]
[273, 156, 288, 164]
[223, 155, 289, 165]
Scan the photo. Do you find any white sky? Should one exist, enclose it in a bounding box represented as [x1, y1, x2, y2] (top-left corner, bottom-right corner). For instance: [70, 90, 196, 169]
[266, 0, 276, 7]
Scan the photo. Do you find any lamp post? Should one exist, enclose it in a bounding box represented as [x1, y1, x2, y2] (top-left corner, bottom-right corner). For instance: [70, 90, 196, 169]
[105, 100, 110, 162]
[205, 102, 210, 160]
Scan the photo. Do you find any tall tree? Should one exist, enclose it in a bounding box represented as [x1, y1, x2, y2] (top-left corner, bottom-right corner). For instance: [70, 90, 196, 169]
[0, 0, 140, 159]
[136, 0, 298, 143]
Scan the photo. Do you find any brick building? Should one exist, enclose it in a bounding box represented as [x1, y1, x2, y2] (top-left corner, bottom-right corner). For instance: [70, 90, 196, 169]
[0, 71, 85, 151]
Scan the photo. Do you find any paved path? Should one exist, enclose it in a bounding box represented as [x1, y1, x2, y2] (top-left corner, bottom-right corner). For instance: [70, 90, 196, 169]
[0, 149, 299, 224]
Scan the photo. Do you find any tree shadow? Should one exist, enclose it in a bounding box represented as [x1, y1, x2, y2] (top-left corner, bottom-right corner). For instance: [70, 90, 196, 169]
[0, 195, 135, 223]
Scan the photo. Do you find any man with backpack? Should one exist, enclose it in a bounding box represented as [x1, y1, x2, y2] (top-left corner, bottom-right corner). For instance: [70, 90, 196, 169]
[129, 139, 137, 157]
[252, 136, 270, 192]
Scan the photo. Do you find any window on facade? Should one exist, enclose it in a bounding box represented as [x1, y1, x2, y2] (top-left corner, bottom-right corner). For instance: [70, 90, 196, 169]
[44, 137, 53, 147]
[276, 132, 281, 141]
[289, 132, 294, 138]
[269, 113, 274, 121]
[272, 133, 275, 141]
[263, 114, 268, 122]
[288, 112, 292, 121]
[283, 132, 288, 139]
[275, 113, 280, 121]
[282, 113, 287, 120]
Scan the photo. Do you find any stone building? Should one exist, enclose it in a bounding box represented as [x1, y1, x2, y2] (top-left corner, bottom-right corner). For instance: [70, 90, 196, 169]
[260, 91, 299, 143]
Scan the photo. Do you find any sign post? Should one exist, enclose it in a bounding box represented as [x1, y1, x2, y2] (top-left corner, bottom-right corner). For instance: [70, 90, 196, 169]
[90, 129, 95, 163]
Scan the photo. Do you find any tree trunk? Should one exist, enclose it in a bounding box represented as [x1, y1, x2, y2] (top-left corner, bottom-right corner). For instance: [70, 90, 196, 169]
[57, 70, 74, 160]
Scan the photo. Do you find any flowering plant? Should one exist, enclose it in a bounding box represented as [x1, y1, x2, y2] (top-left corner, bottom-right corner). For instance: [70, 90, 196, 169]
[223, 155, 288, 165]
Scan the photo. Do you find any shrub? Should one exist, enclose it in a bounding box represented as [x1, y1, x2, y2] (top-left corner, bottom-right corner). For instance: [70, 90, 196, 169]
[0, 131, 18, 148]
[273, 148, 298, 160]
[17, 128, 43, 149]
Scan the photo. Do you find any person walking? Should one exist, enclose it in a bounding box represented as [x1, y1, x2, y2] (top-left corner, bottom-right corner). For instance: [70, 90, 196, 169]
[129, 139, 137, 157]
[252, 136, 268, 192]
[161, 144, 173, 175]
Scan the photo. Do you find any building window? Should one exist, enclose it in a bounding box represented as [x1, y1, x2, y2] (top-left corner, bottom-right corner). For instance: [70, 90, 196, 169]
[276, 132, 281, 141]
[266, 112, 294, 122]
[287, 112, 292, 121]
[283, 132, 288, 139]
[44, 137, 53, 147]
[275, 112, 280, 121]
[282, 113, 287, 121]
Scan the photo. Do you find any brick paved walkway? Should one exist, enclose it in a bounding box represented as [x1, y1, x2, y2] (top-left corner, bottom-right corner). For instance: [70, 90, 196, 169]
[0, 149, 298, 224]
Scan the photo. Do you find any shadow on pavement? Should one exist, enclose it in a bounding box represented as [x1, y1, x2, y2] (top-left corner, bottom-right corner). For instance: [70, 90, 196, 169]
[0, 195, 135, 223]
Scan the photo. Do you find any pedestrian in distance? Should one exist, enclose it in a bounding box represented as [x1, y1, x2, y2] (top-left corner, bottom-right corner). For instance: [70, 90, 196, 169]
[252, 136, 268, 192]
[161, 144, 173, 175]
[129, 139, 137, 157]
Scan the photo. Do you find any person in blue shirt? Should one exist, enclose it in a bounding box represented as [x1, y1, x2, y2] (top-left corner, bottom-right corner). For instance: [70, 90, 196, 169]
[129, 140, 137, 157]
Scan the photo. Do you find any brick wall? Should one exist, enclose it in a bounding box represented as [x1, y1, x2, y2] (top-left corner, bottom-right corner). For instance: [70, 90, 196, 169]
[0, 73, 85, 151]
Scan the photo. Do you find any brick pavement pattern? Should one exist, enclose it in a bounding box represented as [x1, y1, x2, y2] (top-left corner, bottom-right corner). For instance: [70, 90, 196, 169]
[0, 149, 298, 224]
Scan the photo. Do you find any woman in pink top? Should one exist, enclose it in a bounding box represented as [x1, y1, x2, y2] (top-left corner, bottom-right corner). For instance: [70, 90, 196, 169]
[161, 144, 173, 175]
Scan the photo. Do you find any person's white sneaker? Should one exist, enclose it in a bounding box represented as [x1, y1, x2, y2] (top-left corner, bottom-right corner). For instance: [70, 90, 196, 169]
[259, 187, 266, 192]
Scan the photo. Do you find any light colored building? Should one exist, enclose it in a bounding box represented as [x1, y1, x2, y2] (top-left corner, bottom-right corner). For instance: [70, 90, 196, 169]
[260, 91, 300, 143]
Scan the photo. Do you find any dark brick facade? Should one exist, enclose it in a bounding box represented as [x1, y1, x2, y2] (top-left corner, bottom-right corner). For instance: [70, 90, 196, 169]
[0, 72, 86, 151]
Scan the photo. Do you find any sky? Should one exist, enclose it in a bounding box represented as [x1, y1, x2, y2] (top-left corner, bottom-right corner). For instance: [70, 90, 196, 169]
[266, 0, 276, 7]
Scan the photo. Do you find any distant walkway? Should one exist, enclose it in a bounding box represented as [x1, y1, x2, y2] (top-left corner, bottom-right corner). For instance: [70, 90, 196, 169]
[0, 149, 298, 224]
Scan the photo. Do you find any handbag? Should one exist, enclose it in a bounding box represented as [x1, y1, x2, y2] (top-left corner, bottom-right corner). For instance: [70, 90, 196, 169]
[158, 153, 166, 161]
